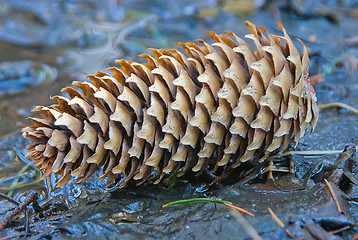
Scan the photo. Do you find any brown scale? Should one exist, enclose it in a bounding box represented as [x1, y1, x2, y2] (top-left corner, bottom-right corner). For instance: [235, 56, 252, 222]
[22, 21, 319, 188]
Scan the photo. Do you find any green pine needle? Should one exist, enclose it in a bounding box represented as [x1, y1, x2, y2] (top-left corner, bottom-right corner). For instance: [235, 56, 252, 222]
[163, 198, 232, 207]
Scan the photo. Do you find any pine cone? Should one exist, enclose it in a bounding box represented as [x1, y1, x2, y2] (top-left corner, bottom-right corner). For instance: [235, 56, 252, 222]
[22, 21, 319, 188]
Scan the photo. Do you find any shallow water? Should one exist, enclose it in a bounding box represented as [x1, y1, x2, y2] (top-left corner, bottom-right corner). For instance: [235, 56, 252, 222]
[0, 0, 358, 239]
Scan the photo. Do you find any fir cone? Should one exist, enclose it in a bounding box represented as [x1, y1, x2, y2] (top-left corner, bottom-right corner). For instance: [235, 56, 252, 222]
[22, 21, 319, 188]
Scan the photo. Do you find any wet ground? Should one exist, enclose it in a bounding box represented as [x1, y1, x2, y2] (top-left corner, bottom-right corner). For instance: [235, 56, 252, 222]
[0, 0, 358, 239]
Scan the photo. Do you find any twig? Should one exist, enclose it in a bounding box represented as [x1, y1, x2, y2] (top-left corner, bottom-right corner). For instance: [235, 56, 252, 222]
[330, 145, 356, 170]
[0, 193, 20, 206]
[324, 179, 341, 214]
[267, 207, 293, 238]
[230, 210, 262, 240]
[0, 192, 37, 231]
[319, 102, 358, 115]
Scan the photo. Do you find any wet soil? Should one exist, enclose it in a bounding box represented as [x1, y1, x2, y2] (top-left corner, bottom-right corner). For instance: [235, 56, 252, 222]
[0, 0, 358, 239]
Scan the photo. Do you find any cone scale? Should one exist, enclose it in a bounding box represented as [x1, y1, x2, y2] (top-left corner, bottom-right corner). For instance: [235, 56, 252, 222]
[22, 21, 319, 188]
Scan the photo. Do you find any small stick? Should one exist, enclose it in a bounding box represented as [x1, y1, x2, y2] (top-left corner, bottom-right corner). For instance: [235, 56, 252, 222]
[330, 145, 355, 171]
[0, 192, 37, 231]
[267, 207, 293, 238]
[324, 179, 341, 214]
[319, 102, 358, 115]
[0, 193, 20, 206]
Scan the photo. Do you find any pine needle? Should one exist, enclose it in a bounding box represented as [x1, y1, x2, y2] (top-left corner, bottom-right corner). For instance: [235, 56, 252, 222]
[223, 203, 254, 217]
[162, 198, 232, 207]
[268, 146, 358, 160]
[324, 179, 342, 214]
[163, 198, 254, 217]
[319, 102, 358, 114]
[267, 207, 284, 228]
